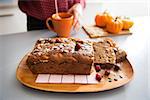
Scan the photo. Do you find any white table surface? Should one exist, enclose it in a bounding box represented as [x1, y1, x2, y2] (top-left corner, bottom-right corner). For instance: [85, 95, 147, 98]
[0, 16, 150, 100]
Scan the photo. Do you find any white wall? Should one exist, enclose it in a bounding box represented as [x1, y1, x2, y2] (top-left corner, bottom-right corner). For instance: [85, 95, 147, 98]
[0, 0, 17, 7]
[0, 6, 27, 35]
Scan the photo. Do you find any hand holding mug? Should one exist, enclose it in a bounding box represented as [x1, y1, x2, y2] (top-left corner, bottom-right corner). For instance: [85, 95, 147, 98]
[68, 3, 83, 30]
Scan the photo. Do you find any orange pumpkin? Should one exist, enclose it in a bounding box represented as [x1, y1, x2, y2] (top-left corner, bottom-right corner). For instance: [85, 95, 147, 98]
[95, 11, 112, 27]
[106, 17, 123, 34]
[122, 17, 134, 30]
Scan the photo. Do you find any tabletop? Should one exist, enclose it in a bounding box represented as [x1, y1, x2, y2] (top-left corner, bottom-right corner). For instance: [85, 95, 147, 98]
[0, 16, 149, 100]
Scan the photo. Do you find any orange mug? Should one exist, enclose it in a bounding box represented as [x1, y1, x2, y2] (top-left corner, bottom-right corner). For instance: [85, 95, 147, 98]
[46, 12, 74, 37]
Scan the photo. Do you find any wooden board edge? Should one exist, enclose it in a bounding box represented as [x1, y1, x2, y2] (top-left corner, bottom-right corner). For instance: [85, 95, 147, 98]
[82, 25, 133, 38]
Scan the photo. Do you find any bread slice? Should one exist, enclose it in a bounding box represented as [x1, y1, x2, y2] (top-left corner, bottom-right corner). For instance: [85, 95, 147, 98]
[93, 39, 116, 69]
[93, 38, 127, 69]
[113, 48, 127, 63]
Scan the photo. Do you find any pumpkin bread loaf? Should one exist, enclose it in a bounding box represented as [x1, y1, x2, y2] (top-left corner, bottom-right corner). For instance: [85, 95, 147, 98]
[26, 38, 94, 75]
[27, 38, 127, 75]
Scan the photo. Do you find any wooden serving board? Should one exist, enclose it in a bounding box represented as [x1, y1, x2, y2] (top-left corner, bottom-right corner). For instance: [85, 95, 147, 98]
[82, 25, 132, 38]
[16, 54, 134, 92]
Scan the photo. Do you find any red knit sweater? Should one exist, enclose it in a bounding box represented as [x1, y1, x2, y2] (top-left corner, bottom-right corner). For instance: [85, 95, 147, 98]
[18, 0, 85, 20]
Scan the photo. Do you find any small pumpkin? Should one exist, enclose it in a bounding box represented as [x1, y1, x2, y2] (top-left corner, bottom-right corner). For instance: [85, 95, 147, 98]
[95, 11, 113, 27]
[106, 17, 123, 34]
[122, 17, 134, 30]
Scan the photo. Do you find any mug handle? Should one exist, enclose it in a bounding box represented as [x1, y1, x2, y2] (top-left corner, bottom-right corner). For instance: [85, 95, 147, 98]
[46, 17, 55, 32]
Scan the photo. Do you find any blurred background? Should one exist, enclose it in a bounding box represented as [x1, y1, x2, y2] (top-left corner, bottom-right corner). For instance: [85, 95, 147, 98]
[0, 0, 149, 35]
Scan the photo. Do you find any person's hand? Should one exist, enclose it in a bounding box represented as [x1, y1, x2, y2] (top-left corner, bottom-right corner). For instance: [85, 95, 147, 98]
[68, 3, 83, 30]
